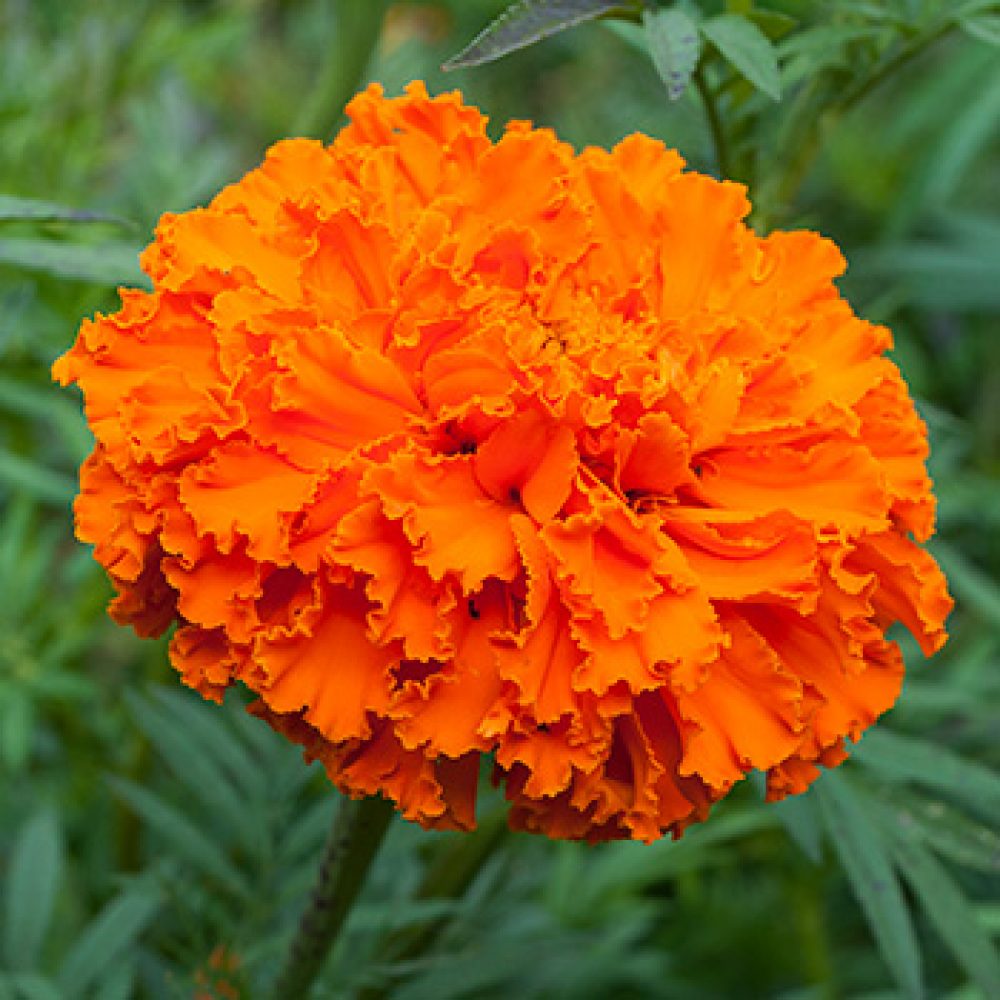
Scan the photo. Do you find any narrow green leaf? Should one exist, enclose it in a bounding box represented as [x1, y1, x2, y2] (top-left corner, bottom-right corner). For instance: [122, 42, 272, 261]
[2, 810, 62, 970]
[886, 790, 1000, 874]
[4, 975, 62, 1000]
[701, 14, 781, 101]
[643, 8, 701, 101]
[88, 958, 136, 1000]
[582, 807, 777, 904]
[773, 788, 824, 864]
[0, 238, 147, 287]
[0, 691, 34, 772]
[960, 13, 1000, 45]
[55, 885, 160, 1000]
[0, 195, 131, 227]
[855, 728, 1000, 825]
[815, 771, 923, 999]
[0, 377, 93, 459]
[933, 541, 1000, 631]
[890, 834, 1000, 997]
[854, 242, 1000, 311]
[124, 690, 259, 857]
[443, 0, 635, 70]
[0, 449, 75, 506]
[106, 777, 248, 896]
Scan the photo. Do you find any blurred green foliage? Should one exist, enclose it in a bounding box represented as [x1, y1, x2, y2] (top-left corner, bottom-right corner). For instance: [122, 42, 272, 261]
[0, 0, 998, 996]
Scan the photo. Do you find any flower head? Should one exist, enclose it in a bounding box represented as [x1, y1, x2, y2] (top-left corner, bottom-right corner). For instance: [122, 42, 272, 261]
[54, 82, 951, 841]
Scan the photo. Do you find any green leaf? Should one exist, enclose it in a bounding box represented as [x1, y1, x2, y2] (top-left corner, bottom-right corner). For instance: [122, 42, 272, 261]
[772, 788, 824, 864]
[0, 690, 35, 772]
[2, 810, 62, 971]
[55, 884, 160, 1000]
[885, 790, 1000, 874]
[890, 833, 1000, 997]
[960, 13, 1000, 45]
[0, 449, 75, 506]
[700, 14, 781, 101]
[0, 238, 147, 287]
[0, 195, 131, 227]
[106, 777, 249, 896]
[745, 9, 797, 41]
[443, 0, 636, 70]
[854, 727, 1000, 825]
[643, 8, 701, 101]
[933, 540, 1000, 632]
[2, 975, 62, 1000]
[124, 690, 262, 859]
[815, 771, 923, 999]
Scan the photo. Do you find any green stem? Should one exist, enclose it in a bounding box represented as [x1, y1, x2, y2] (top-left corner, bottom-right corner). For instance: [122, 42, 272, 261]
[693, 64, 732, 181]
[271, 794, 395, 999]
[293, 0, 391, 139]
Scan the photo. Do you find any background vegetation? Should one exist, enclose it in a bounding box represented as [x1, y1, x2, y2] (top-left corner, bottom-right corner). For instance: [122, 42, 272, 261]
[1, 1, 998, 996]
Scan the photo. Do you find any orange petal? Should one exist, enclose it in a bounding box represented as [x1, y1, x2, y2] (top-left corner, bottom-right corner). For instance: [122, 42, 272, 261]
[255, 580, 395, 742]
[363, 450, 519, 592]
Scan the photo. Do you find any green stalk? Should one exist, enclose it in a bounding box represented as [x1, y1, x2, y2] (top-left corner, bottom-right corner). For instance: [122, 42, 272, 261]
[293, 0, 391, 139]
[693, 63, 733, 181]
[271, 794, 395, 998]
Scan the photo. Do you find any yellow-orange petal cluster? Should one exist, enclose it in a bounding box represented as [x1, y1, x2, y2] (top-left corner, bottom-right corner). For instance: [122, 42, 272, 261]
[54, 82, 952, 841]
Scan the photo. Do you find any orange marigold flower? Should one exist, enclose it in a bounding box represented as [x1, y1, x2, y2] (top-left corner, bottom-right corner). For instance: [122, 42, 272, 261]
[54, 82, 952, 842]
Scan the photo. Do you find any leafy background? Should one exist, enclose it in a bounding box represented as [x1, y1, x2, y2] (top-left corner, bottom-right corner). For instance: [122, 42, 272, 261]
[1, 0, 998, 997]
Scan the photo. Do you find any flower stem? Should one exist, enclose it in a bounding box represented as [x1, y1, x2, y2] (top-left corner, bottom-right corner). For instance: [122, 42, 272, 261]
[693, 63, 732, 181]
[271, 794, 395, 999]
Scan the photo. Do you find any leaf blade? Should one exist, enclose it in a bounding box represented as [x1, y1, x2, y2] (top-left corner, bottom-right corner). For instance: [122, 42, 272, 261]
[854, 727, 1000, 825]
[815, 771, 923, 999]
[443, 0, 634, 70]
[890, 834, 1000, 997]
[2, 810, 62, 971]
[643, 8, 702, 101]
[55, 884, 160, 1000]
[0, 195, 131, 227]
[0, 238, 147, 287]
[701, 13, 781, 101]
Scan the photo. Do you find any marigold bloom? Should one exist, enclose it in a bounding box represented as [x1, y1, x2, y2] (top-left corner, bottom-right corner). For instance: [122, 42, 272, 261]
[54, 82, 951, 841]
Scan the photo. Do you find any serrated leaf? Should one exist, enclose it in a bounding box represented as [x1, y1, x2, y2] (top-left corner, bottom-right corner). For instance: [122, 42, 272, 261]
[855, 728, 1000, 826]
[890, 833, 1000, 997]
[701, 14, 781, 101]
[106, 777, 248, 896]
[2, 810, 62, 970]
[0, 195, 131, 227]
[443, 0, 634, 70]
[815, 771, 923, 999]
[55, 885, 160, 1000]
[643, 8, 701, 101]
[960, 13, 1000, 45]
[0, 238, 147, 287]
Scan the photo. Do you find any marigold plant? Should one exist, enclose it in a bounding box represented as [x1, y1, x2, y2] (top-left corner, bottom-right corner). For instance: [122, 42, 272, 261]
[54, 82, 952, 842]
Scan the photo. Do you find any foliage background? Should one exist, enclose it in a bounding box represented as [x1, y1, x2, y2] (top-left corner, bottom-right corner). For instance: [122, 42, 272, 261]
[1, 0, 998, 997]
